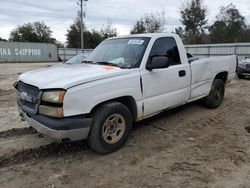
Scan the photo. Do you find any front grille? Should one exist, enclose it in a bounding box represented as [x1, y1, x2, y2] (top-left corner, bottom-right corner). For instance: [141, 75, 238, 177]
[17, 81, 39, 97]
[245, 64, 250, 69]
[22, 100, 36, 109]
[16, 81, 40, 114]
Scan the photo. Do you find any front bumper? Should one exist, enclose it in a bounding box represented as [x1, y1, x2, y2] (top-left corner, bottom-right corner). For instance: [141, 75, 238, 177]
[19, 108, 92, 141]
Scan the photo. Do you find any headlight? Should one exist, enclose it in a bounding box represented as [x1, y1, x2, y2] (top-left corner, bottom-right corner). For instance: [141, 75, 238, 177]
[40, 90, 65, 118]
[42, 90, 65, 103]
[39, 105, 64, 118]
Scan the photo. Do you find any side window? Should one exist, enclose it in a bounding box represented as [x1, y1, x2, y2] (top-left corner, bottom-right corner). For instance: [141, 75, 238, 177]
[149, 37, 181, 66]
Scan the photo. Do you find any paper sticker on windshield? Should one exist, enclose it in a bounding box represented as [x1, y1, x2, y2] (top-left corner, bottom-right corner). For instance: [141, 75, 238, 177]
[128, 39, 144, 45]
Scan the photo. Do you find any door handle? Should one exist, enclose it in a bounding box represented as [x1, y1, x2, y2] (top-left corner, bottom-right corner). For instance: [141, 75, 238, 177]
[179, 70, 186, 77]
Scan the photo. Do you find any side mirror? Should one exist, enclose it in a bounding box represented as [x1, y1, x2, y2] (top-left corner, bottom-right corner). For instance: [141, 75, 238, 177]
[146, 56, 169, 70]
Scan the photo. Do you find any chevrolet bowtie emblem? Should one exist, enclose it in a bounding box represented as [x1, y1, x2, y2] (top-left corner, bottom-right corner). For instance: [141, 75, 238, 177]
[20, 92, 33, 103]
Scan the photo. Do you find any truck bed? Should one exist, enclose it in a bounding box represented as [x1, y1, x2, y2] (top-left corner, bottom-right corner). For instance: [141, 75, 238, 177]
[189, 55, 236, 100]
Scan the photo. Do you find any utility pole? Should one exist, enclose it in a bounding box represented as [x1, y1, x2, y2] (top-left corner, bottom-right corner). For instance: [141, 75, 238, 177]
[79, 0, 88, 53]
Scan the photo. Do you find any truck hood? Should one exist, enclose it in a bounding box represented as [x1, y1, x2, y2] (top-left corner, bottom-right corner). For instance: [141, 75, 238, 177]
[18, 63, 130, 89]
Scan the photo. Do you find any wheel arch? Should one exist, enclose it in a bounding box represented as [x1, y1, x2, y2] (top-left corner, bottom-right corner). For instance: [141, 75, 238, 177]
[214, 71, 228, 83]
[89, 96, 138, 121]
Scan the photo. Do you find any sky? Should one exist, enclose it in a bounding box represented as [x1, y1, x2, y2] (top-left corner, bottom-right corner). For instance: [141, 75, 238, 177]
[0, 0, 250, 44]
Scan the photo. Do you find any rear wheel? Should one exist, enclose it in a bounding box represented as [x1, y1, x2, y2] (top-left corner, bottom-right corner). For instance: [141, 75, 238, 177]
[204, 79, 225, 109]
[88, 102, 132, 154]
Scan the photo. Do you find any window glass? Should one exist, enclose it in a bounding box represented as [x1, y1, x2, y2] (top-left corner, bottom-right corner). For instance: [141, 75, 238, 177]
[65, 53, 88, 64]
[86, 37, 150, 68]
[149, 37, 181, 66]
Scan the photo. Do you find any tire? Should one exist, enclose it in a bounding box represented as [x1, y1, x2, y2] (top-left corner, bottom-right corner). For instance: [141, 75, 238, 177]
[204, 79, 225, 109]
[88, 102, 132, 154]
[238, 74, 245, 79]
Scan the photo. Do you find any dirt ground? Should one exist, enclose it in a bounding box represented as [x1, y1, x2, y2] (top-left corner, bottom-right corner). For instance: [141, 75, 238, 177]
[0, 63, 250, 188]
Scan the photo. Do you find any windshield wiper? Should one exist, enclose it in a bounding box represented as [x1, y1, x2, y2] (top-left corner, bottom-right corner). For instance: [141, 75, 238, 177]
[81, 60, 97, 64]
[82, 61, 131, 69]
[95, 61, 120, 68]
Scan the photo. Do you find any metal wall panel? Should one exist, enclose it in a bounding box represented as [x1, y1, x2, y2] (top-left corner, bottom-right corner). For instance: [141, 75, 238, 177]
[58, 48, 93, 62]
[237, 45, 250, 56]
[210, 47, 235, 55]
[185, 43, 250, 60]
[186, 46, 209, 56]
[0, 42, 58, 62]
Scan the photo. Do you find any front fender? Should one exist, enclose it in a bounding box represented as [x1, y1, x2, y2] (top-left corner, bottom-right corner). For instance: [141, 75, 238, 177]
[63, 71, 142, 117]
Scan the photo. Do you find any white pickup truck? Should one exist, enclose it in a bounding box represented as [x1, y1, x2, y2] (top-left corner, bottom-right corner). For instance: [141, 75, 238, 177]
[15, 33, 236, 154]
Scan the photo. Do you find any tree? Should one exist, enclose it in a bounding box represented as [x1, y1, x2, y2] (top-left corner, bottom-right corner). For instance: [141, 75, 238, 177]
[0, 37, 7, 41]
[241, 27, 250, 42]
[209, 21, 227, 43]
[66, 18, 83, 48]
[131, 12, 165, 34]
[56, 41, 65, 48]
[174, 27, 185, 41]
[100, 19, 117, 39]
[88, 29, 104, 48]
[180, 0, 208, 44]
[9, 21, 56, 43]
[209, 4, 246, 43]
[131, 19, 146, 34]
[66, 18, 104, 49]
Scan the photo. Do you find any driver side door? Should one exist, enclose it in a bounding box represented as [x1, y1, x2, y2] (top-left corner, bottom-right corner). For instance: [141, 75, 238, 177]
[141, 37, 191, 118]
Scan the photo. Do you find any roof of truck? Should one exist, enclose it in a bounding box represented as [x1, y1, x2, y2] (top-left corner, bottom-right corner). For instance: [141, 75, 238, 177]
[108, 33, 178, 40]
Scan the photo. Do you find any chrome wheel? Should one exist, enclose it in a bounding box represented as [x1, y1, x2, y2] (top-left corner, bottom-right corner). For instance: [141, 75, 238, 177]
[215, 88, 222, 101]
[102, 114, 126, 144]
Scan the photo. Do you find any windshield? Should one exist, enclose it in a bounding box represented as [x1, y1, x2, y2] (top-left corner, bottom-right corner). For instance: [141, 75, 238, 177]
[85, 37, 150, 69]
[65, 53, 88, 64]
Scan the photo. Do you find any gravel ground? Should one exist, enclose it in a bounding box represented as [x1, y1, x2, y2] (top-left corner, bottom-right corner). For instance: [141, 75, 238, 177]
[0, 63, 250, 188]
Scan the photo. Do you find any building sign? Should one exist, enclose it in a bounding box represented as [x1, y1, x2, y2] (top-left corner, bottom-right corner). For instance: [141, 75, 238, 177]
[0, 48, 41, 56]
[0, 42, 58, 62]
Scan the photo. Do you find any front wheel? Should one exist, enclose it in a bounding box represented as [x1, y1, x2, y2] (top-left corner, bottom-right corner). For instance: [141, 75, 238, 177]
[204, 79, 225, 109]
[88, 102, 132, 154]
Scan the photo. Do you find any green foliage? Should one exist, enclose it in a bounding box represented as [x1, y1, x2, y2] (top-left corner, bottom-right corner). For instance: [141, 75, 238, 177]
[9, 21, 56, 43]
[242, 27, 250, 42]
[88, 29, 105, 48]
[0, 37, 7, 41]
[131, 12, 165, 34]
[180, 0, 208, 44]
[83, 29, 105, 49]
[66, 18, 118, 49]
[175, 27, 185, 40]
[209, 4, 247, 43]
[100, 19, 117, 39]
[178, 1, 250, 44]
[56, 41, 65, 48]
[65, 18, 83, 48]
[131, 19, 146, 34]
